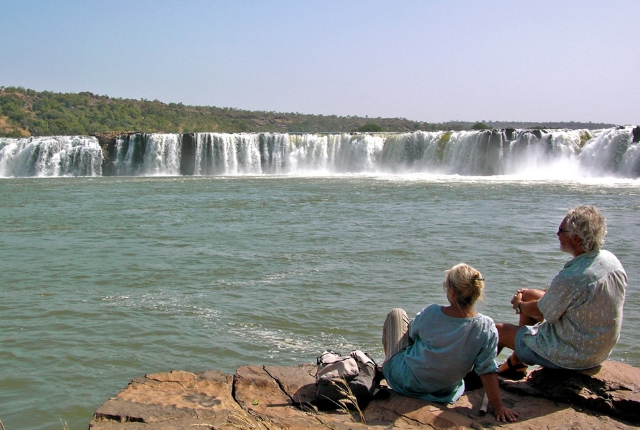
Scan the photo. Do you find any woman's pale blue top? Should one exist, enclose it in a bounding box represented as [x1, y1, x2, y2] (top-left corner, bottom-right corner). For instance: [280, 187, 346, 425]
[382, 304, 499, 403]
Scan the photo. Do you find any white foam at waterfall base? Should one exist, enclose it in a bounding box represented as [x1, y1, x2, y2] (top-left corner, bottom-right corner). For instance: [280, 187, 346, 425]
[502, 143, 583, 180]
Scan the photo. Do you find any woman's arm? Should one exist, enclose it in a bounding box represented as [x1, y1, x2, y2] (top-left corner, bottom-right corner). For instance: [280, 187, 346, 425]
[479, 372, 518, 422]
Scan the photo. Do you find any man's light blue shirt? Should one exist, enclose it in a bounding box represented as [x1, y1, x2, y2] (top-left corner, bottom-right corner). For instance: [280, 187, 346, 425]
[524, 249, 627, 369]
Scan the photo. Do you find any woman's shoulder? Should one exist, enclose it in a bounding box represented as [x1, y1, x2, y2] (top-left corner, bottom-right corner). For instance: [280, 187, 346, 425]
[415, 303, 441, 318]
[474, 312, 498, 332]
[412, 304, 442, 325]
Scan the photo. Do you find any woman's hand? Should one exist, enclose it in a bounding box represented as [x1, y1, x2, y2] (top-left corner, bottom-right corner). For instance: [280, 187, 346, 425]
[493, 405, 519, 422]
[479, 372, 519, 423]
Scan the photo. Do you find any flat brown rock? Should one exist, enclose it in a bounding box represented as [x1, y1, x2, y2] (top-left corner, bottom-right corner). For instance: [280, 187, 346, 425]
[90, 361, 640, 429]
[91, 369, 260, 429]
[501, 361, 640, 423]
[234, 365, 323, 428]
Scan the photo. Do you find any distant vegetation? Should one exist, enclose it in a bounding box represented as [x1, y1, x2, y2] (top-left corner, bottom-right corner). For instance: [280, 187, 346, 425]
[0, 86, 618, 137]
[472, 122, 491, 130]
[357, 123, 383, 132]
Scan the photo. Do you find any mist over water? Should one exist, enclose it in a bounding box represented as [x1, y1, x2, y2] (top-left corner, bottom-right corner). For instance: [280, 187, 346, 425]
[0, 174, 638, 429]
[1, 126, 639, 178]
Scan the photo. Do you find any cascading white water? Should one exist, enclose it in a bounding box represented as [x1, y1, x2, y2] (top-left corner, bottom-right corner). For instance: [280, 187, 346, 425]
[194, 133, 262, 175]
[378, 127, 639, 178]
[265, 133, 384, 173]
[2, 126, 638, 178]
[0, 136, 102, 177]
[500, 130, 582, 177]
[579, 127, 640, 177]
[284, 134, 331, 173]
[115, 133, 182, 176]
[142, 134, 182, 175]
[191, 132, 360, 175]
[334, 134, 384, 172]
[258, 133, 289, 174]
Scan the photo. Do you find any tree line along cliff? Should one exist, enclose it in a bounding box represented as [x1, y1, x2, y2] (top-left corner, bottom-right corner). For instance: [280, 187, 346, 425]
[0, 86, 616, 138]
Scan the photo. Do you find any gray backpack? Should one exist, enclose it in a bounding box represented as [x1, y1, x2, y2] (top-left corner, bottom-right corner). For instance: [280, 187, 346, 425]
[315, 350, 378, 410]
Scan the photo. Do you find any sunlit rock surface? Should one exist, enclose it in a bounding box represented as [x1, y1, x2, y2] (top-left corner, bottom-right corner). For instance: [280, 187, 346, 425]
[90, 360, 640, 429]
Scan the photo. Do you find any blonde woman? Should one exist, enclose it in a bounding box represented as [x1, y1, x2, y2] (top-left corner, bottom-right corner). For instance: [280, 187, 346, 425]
[382, 263, 517, 422]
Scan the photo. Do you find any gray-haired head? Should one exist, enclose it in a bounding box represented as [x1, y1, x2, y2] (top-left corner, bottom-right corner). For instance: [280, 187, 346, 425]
[564, 205, 607, 253]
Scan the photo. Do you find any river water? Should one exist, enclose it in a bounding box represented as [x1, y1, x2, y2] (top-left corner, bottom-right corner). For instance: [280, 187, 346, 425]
[0, 174, 638, 429]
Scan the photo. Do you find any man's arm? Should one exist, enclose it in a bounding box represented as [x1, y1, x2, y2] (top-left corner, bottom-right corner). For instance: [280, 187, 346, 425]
[515, 297, 543, 321]
[512, 289, 544, 322]
[536, 282, 581, 324]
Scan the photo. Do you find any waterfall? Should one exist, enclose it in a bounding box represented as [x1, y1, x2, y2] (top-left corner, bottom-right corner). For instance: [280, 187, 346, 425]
[114, 133, 182, 176]
[190, 133, 385, 175]
[0, 136, 102, 177]
[258, 133, 384, 174]
[193, 133, 261, 175]
[1, 126, 639, 178]
[579, 127, 640, 177]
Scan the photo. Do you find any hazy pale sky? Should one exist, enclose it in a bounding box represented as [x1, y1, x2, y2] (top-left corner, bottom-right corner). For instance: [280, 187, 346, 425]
[2, 0, 638, 125]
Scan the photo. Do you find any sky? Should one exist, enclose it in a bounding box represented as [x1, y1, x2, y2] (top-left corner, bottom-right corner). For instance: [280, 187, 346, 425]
[1, 0, 639, 125]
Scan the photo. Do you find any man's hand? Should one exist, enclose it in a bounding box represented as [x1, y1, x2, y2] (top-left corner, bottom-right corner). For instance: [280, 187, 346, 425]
[511, 291, 523, 313]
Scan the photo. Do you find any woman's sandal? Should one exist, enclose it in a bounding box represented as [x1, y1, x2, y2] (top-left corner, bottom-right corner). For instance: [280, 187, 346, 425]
[498, 357, 528, 380]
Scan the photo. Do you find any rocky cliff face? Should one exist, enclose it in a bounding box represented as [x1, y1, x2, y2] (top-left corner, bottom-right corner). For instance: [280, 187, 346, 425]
[90, 360, 640, 429]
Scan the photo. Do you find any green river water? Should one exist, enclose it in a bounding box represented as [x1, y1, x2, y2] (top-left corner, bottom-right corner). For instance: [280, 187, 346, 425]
[0, 174, 638, 429]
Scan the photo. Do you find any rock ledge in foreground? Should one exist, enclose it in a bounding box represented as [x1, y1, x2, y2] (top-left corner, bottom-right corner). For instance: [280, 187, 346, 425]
[90, 360, 640, 429]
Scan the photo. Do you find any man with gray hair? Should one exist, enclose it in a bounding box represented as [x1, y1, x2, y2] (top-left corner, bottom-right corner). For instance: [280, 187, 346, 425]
[496, 205, 627, 379]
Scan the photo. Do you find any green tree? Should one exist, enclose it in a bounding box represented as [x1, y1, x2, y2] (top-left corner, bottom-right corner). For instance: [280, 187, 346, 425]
[472, 122, 491, 130]
[357, 123, 382, 132]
